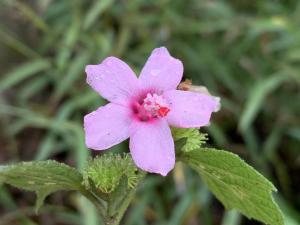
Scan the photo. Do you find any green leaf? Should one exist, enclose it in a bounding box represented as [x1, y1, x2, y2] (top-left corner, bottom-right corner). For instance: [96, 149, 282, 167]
[0, 25, 40, 58]
[83, 0, 114, 30]
[239, 74, 288, 132]
[54, 51, 90, 100]
[0, 59, 51, 93]
[180, 148, 284, 225]
[14, 1, 49, 32]
[0, 160, 83, 212]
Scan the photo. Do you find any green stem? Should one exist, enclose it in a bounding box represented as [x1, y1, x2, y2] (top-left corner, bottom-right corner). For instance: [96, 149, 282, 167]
[80, 188, 106, 219]
[106, 184, 139, 225]
[104, 172, 146, 225]
[82, 169, 146, 225]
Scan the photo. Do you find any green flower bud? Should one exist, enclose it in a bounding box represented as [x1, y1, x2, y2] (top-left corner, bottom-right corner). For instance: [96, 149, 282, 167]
[83, 153, 139, 194]
[172, 128, 207, 152]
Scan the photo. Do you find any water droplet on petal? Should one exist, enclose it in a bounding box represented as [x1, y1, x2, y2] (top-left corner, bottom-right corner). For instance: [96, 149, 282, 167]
[110, 95, 118, 100]
[120, 63, 127, 69]
[150, 69, 160, 76]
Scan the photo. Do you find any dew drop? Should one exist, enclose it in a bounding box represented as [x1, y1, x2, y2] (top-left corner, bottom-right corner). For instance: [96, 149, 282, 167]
[150, 69, 160, 76]
[120, 63, 127, 69]
[110, 95, 118, 100]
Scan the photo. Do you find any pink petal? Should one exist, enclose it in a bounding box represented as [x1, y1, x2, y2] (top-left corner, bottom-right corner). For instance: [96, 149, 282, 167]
[163, 90, 220, 128]
[129, 119, 175, 176]
[84, 103, 132, 150]
[86, 57, 140, 106]
[139, 47, 183, 93]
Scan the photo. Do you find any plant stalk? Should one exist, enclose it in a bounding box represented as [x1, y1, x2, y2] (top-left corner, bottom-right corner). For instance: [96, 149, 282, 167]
[103, 172, 146, 225]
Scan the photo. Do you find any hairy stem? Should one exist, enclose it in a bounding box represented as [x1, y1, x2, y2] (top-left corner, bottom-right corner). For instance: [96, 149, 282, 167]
[103, 172, 146, 225]
[80, 188, 106, 219]
[108, 185, 139, 225]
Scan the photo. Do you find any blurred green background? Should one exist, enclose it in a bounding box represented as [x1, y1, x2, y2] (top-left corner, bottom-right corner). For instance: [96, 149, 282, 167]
[0, 0, 299, 225]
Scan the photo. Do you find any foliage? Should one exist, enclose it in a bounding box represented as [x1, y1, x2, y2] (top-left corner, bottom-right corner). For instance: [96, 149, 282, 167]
[180, 148, 284, 225]
[0, 137, 285, 225]
[172, 128, 284, 225]
[0, 0, 299, 224]
[0, 161, 83, 212]
[0, 157, 145, 225]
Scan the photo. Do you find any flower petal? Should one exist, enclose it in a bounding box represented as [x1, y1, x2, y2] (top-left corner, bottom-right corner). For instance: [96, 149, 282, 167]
[84, 103, 132, 150]
[86, 57, 140, 106]
[139, 47, 183, 92]
[164, 90, 220, 128]
[129, 119, 175, 176]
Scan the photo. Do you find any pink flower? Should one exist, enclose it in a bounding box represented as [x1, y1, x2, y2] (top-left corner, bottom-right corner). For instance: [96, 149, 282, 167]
[84, 47, 220, 176]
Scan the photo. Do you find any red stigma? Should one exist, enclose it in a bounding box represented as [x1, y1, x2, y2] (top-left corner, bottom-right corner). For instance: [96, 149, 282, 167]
[157, 107, 170, 117]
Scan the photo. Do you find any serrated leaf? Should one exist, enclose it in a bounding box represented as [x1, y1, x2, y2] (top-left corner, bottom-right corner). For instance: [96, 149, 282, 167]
[180, 148, 284, 225]
[0, 160, 83, 212]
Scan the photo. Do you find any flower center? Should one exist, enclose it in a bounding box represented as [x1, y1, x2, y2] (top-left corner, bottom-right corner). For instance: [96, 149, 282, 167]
[143, 93, 170, 117]
[133, 93, 170, 121]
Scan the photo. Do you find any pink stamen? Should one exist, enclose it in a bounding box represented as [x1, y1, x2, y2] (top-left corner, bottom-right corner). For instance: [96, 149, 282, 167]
[132, 93, 170, 121]
[142, 93, 170, 118]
